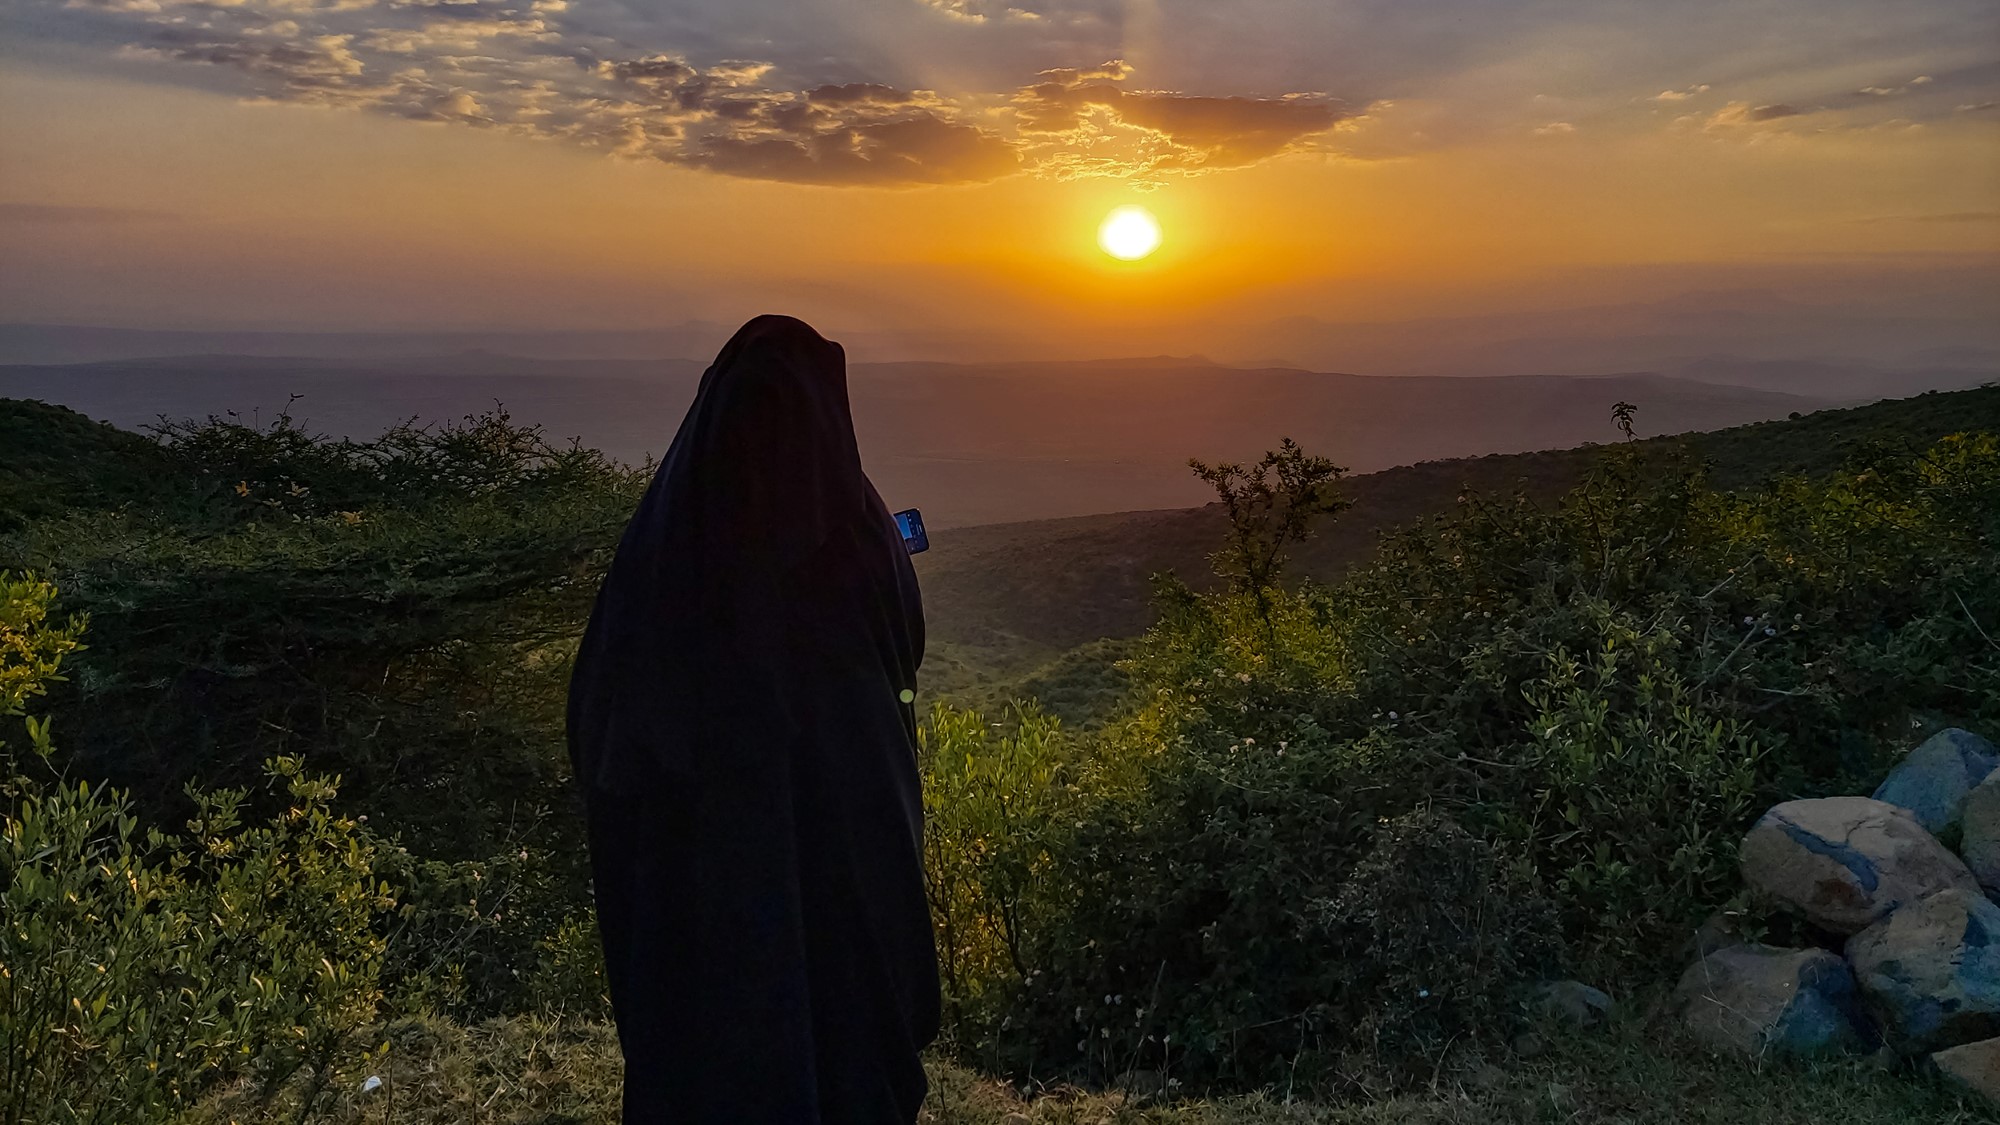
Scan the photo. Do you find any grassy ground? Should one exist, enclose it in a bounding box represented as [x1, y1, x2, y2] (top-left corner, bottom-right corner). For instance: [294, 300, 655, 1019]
[193, 1010, 1991, 1125]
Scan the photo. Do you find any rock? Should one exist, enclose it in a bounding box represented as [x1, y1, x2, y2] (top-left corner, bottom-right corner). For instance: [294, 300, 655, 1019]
[1933, 1036, 2000, 1106]
[1872, 728, 2000, 838]
[1847, 887, 2000, 1054]
[1534, 980, 1613, 1027]
[1675, 943, 1870, 1058]
[1694, 911, 1749, 959]
[1961, 771, 2000, 894]
[1739, 796, 1979, 934]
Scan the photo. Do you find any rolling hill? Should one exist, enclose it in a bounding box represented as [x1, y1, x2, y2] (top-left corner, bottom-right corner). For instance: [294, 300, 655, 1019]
[913, 384, 2000, 700]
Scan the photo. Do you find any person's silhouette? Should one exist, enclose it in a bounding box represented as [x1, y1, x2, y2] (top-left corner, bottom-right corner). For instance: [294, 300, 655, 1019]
[568, 315, 939, 1123]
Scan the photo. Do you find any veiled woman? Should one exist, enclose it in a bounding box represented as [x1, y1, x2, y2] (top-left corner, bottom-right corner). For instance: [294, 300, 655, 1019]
[567, 315, 939, 1123]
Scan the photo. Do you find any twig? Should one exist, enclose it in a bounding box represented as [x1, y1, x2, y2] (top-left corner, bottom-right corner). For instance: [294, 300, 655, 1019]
[1957, 590, 1999, 652]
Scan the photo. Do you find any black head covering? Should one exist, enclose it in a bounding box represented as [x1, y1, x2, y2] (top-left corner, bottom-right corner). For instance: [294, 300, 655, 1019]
[568, 313, 920, 787]
[567, 315, 938, 1123]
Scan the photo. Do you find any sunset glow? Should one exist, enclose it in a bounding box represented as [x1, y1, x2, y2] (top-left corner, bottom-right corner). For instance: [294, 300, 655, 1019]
[0, 0, 1992, 360]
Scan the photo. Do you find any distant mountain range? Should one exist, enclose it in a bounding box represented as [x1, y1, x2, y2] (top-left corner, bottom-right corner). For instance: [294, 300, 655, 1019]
[0, 350, 1853, 526]
[8, 281, 1997, 384]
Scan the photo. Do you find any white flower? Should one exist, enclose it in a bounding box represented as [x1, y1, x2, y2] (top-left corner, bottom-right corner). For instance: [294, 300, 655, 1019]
[361, 1076, 383, 1094]
[1387, 711, 1399, 720]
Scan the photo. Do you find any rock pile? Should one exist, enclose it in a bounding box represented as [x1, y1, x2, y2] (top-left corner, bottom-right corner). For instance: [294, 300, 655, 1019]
[1674, 728, 2000, 1103]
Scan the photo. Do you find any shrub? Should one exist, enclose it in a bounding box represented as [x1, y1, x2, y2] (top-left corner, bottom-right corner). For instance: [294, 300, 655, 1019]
[920, 703, 1075, 1031]
[3, 759, 392, 1125]
[5, 407, 640, 862]
[949, 433, 1999, 1092]
[0, 571, 84, 729]
[375, 839, 607, 1021]
[1502, 610, 1765, 970]
[2, 576, 392, 1124]
[1316, 811, 1560, 1087]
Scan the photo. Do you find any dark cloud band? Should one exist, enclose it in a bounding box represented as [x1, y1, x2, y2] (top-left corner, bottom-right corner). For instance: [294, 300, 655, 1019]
[37, 0, 1343, 186]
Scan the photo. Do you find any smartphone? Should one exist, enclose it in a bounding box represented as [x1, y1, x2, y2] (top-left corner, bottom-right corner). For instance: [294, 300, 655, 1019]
[893, 508, 929, 554]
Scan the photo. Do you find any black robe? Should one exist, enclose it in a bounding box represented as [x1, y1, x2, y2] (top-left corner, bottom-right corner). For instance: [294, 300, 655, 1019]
[567, 315, 939, 1123]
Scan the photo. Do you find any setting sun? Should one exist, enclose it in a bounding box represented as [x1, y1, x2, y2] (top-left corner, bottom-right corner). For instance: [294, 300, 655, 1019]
[1098, 205, 1163, 261]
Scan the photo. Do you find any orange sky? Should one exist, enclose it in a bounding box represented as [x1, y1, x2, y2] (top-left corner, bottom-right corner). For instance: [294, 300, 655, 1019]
[1, 0, 1996, 354]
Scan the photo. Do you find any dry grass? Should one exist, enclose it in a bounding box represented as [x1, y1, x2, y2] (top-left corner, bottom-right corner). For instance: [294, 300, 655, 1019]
[191, 1010, 1989, 1125]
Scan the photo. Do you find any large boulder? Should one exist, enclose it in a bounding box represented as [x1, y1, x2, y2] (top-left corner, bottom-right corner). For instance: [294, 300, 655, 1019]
[1846, 888, 2000, 1054]
[1675, 943, 1870, 1058]
[1933, 1036, 2000, 1106]
[1739, 796, 1978, 934]
[1961, 770, 2000, 894]
[1872, 728, 2000, 838]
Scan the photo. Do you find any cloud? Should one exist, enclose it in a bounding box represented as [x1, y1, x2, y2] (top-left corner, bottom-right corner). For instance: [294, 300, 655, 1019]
[0, 202, 178, 223]
[1852, 210, 2000, 225]
[1012, 61, 1348, 176]
[49, 0, 1350, 187]
[1744, 102, 1806, 121]
[1912, 211, 2000, 223]
[1858, 75, 1934, 96]
[1532, 121, 1575, 135]
[590, 56, 1017, 184]
[29, 0, 1996, 184]
[691, 114, 1021, 185]
[120, 29, 370, 104]
[1697, 100, 1814, 130]
[912, 0, 1086, 24]
[915, 0, 991, 23]
[1650, 84, 1711, 102]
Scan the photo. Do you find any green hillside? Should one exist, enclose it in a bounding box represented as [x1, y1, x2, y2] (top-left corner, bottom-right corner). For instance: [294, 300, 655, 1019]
[0, 397, 172, 530]
[917, 384, 2000, 700]
[1, 387, 1995, 1123]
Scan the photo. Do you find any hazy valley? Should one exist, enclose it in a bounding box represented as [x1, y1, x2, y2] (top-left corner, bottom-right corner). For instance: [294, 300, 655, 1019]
[7, 328, 1989, 525]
